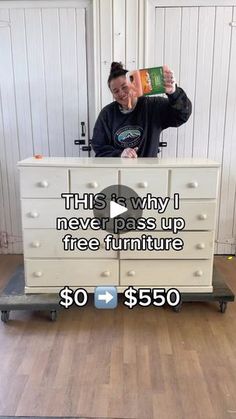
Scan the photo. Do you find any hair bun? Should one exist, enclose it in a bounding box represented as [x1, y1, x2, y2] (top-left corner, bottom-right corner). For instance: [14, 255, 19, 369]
[110, 61, 124, 73]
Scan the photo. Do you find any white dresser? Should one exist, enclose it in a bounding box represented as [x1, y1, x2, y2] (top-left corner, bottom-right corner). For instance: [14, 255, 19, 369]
[18, 157, 220, 294]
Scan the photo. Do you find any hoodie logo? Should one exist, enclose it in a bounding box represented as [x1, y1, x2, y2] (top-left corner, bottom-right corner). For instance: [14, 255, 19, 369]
[114, 126, 143, 148]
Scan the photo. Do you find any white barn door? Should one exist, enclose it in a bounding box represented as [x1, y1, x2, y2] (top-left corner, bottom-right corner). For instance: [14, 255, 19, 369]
[146, 1, 236, 255]
[0, 0, 93, 254]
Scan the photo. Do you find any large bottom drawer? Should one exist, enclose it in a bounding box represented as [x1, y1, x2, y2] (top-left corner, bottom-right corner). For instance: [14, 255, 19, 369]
[25, 259, 119, 286]
[120, 259, 213, 286]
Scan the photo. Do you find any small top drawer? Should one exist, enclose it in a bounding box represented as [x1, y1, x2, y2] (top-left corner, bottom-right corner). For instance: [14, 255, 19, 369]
[20, 167, 68, 198]
[120, 169, 168, 197]
[70, 168, 118, 193]
[170, 168, 219, 198]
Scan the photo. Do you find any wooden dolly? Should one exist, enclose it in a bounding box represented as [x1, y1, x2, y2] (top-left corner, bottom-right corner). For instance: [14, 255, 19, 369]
[0, 265, 234, 323]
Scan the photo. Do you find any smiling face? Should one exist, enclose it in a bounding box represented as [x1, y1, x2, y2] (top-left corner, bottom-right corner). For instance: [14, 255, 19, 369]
[109, 76, 130, 108]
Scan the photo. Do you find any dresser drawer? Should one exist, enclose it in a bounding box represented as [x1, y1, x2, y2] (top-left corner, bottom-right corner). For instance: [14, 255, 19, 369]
[20, 168, 68, 198]
[120, 169, 168, 197]
[21, 199, 93, 228]
[70, 168, 118, 193]
[142, 201, 216, 230]
[170, 168, 219, 198]
[120, 260, 212, 286]
[119, 231, 214, 259]
[25, 259, 119, 286]
[23, 229, 117, 258]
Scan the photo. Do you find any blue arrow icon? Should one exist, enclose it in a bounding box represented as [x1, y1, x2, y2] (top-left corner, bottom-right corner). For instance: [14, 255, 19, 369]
[94, 286, 117, 309]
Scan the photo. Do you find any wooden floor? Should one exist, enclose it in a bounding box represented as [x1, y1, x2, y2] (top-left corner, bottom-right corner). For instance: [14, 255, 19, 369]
[0, 255, 236, 419]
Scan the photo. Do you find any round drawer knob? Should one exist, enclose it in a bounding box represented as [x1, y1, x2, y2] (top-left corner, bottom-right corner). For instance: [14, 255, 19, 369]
[196, 243, 205, 249]
[38, 180, 49, 188]
[138, 181, 148, 188]
[33, 271, 43, 277]
[127, 270, 136, 277]
[198, 213, 207, 220]
[31, 241, 41, 248]
[29, 211, 39, 218]
[194, 270, 203, 277]
[188, 181, 198, 188]
[88, 181, 98, 188]
[101, 270, 110, 277]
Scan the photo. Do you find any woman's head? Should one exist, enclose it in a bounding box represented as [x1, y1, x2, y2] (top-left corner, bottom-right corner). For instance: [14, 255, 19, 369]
[108, 62, 130, 108]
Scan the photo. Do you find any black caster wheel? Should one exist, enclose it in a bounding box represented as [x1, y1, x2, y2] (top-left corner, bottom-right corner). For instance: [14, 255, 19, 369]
[1, 311, 10, 323]
[50, 310, 57, 321]
[219, 301, 227, 313]
[172, 302, 182, 313]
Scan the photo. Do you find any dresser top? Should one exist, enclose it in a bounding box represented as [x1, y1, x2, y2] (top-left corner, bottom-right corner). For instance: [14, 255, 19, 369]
[17, 157, 220, 168]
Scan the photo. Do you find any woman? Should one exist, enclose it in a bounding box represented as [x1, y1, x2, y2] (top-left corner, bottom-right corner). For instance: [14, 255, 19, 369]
[92, 62, 192, 158]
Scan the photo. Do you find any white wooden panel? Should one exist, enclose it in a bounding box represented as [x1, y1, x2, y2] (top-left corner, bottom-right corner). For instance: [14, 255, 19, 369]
[218, 6, 236, 255]
[0, 10, 11, 254]
[147, 3, 236, 254]
[126, 0, 138, 70]
[85, 1, 96, 135]
[10, 9, 33, 160]
[76, 7, 88, 155]
[145, 0, 156, 66]
[192, 7, 215, 158]
[162, 7, 181, 158]
[0, 1, 92, 254]
[154, 8, 165, 153]
[100, 0, 113, 107]
[177, 7, 198, 157]
[207, 7, 232, 254]
[0, 79, 9, 254]
[0, 8, 21, 253]
[138, 0, 145, 68]
[59, 8, 79, 157]
[42, 8, 64, 155]
[154, 8, 165, 66]
[25, 8, 49, 155]
[149, 0, 236, 6]
[113, 0, 125, 64]
[0, 1, 91, 7]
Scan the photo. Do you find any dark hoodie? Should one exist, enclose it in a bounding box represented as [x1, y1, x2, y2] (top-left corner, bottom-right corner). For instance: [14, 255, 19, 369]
[92, 86, 192, 157]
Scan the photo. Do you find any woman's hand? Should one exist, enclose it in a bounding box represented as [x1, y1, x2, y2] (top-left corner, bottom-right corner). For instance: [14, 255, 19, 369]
[121, 147, 138, 158]
[163, 64, 176, 95]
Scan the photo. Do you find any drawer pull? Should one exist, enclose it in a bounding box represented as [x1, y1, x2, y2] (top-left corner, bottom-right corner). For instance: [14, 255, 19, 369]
[127, 270, 136, 277]
[30, 241, 41, 248]
[28, 211, 39, 218]
[138, 181, 148, 188]
[101, 270, 110, 277]
[194, 270, 203, 277]
[38, 180, 49, 188]
[196, 243, 205, 250]
[198, 213, 207, 220]
[33, 271, 43, 277]
[87, 181, 98, 188]
[188, 181, 198, 188]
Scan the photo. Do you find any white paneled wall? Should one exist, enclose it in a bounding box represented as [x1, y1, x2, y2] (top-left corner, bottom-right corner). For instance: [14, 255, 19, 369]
[0, 0, 92, 254]
[97, 0, 144, 110]
[146, 0, 236, 254]
[0, 0, 236, 255]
